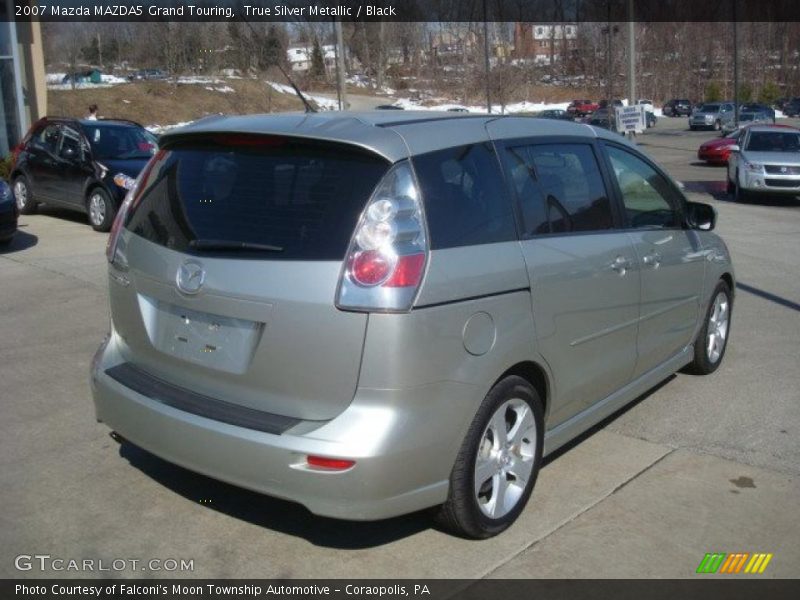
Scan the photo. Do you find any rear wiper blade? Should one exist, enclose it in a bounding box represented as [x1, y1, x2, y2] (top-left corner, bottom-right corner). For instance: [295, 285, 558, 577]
[189, 239, 284, 253]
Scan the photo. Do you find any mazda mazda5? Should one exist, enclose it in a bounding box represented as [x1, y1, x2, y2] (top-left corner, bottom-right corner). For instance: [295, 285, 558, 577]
[91, 112, 734, 538]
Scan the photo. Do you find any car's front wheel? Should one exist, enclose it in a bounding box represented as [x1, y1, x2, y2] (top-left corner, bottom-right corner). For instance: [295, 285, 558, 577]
[13, 175, 37, 215]
[687, 280, 732, 375]
[87, 188, 116, 232]
[437, 376, 544, 539]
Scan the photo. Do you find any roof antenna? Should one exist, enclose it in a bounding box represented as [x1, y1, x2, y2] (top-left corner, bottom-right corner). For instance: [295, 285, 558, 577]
[241, 17, 317, 113]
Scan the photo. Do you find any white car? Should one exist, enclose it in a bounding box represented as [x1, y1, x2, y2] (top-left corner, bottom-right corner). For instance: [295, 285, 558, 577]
[727, 126, 800, 201]
[636, 99, 654, 112]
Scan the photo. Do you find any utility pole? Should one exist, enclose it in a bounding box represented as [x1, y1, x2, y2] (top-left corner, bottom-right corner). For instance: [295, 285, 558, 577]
[483, 0, 491, 113]
[627, 0, 635, 106]
[733, 0, 740, 127]
[334, 19, 348, 111]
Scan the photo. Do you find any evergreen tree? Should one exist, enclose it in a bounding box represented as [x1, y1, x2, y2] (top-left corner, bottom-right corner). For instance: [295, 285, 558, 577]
[310, 38, 326, 81]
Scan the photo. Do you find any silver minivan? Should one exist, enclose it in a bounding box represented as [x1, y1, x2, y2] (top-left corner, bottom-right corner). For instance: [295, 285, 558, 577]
[91, 112, 734, 538]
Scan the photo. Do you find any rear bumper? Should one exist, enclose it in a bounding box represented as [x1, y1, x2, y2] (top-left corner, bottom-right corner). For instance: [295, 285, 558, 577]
[91, 333, 476, 521]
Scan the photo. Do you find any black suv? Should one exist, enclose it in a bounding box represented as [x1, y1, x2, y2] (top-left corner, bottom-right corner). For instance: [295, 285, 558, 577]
[663, 98, 693, 117]
[9, 117, 158, 231]
[784, 98, 800, 118]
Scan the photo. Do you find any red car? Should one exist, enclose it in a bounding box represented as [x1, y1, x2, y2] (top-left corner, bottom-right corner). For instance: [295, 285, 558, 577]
[566, 99, 600, 118]
[697, 123, 797, 165]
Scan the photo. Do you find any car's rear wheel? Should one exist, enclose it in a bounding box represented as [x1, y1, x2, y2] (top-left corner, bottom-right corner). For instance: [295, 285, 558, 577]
[12, 176, 37, 215]
[87, 188, 115, 232]
[436, 376, 544, 539]
[687, 280, 732, 375]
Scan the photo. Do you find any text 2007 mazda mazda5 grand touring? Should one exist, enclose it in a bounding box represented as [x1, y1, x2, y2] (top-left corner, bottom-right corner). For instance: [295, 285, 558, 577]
[91, 111, 734, 538]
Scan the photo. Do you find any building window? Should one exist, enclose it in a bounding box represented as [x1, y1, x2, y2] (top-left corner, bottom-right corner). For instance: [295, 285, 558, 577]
[0, 16, 23, 156]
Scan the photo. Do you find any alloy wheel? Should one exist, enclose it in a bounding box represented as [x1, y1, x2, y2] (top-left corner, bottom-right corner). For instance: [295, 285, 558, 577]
[474, 398, 536, 519]
[14, 180, 27, 210]
[706, 291, 730, 364]
[89, 193, 106, 226]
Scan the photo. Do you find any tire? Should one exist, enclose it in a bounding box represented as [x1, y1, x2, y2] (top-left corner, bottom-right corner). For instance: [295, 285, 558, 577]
[686, 280, 732, 375]
[436, 376, 544, 539]
[733, 174, 749, 203]
[12, 175, 37, 215]
[714, 120, 721, 131]
[690, 126, 697, 131]
[86, 188, 116, 232]
[726, 178, 735, 195]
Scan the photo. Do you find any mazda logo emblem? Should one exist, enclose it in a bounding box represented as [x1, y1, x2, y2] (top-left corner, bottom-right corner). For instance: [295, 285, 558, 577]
[176, 260, 205, 295]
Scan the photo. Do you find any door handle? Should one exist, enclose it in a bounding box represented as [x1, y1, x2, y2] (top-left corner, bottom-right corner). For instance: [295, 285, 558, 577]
[642, 252, 662, 268]
[610, 255, 631, 275]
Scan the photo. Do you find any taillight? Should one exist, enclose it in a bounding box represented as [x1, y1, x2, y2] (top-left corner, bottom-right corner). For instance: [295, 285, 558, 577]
[106, 149, 165, 264]
[336, 160, 428, 312]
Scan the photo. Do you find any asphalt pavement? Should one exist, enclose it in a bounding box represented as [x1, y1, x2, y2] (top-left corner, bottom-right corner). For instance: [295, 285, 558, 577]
[1, 115, 798, 579]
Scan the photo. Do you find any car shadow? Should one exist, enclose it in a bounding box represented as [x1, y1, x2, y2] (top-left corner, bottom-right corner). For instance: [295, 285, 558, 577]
[35, 205, 89, 225]
[0, 229, 38, 253]
[681, 180, 730, 201]
[689, 161, 724, 168]
[117, 440, 434, 549]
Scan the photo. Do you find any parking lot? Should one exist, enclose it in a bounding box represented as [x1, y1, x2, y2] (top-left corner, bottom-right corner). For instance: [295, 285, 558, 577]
[1, 115, 799, 579]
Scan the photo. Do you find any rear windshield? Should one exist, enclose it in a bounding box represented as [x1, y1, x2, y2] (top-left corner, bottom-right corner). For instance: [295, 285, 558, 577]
[125, 137, 388, 260]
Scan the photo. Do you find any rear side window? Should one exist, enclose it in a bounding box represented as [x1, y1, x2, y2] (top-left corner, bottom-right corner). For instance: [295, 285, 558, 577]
[504, 143, 613, 235]
[412, 143, 516, 249]
[125, 138, 388, 260]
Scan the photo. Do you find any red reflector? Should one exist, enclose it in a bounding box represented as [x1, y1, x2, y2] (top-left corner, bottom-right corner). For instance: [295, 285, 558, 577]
[351, 249, 394, 286]
[385, 253, 425, 287]
[307, 456, 356, 470]
[210, 134, 286, 147]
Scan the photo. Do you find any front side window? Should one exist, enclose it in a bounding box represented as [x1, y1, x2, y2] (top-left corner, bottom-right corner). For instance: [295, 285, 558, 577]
[504, 142, 613, 235]
[34, 124, 62, 154]
[412, 143, 516, 249]
[606, 146, 682, 229]
[58, 126, 83, 161]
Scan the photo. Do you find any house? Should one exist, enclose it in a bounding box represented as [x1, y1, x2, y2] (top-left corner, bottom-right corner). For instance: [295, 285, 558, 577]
[287, 45, 336, 72]
[513, 23, 578, 65]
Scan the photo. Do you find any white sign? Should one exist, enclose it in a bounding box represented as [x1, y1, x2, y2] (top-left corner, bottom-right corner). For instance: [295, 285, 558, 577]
[615, 105, 647, 134]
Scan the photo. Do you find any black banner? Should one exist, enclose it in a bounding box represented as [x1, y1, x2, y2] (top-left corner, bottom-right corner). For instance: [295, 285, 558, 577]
[5, 580, 800, 600]
[7, 0, 800, 22]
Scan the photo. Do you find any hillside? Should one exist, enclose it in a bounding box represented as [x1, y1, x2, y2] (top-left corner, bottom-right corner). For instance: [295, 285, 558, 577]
[46, 78, 309, 129]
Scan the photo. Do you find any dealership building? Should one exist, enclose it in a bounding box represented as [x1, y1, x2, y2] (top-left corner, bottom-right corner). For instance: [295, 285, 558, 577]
[1, 2, 47, 156]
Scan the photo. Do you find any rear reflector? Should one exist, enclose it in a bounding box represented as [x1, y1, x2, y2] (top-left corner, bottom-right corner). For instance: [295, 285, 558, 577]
[307, 456, 356, 470]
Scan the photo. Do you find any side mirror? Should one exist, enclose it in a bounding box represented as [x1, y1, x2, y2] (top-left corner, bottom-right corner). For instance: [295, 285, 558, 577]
[729, 145, 740, 153]
[686, 201, 716, 231]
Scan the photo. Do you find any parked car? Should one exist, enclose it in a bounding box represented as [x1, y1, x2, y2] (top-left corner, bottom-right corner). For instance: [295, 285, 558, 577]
[663, 98, 693, 117]
[740, 103, 776, 123]
[566, 99, 599, 117]
[534, 109, 574, 121]
[9, 117, 158, 231]
[720, 111, 772, 135]
[689, 102, 735, 131]
[783, 98, 800, 117]
[698, 123, 797, 165]
[375, 105, 404, 110]
[91, 111, 733, 539]
[128, 68, 168, 81]
[727, 125, 800, 201]
[0, 179, 17, 246]
[636, 99, 655, 112]
[447, 107, 470, 113]
[774, 97, 790, 112]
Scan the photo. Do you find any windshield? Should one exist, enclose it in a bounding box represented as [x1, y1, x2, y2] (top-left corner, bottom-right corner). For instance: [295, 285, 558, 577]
[699, 104, 720, 113]
[745, 131, 800, 153]
[81, 124, 158, 160]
